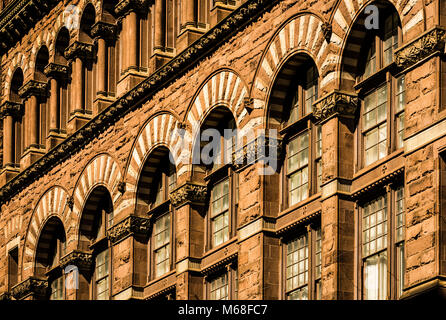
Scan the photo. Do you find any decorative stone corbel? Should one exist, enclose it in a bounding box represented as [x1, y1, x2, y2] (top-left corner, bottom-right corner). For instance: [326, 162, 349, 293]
[91, 21, 118, 42]
[114, 0, 149, 17]
[59, 250, 93, 272]
[169, 182, 208, 208]
[18, 80, 48, 100]
[107, 215, 151, 244]
[10, 277, 48, 300]
[64, 41, 95, 61]
[313, 90, 359, 123]
[0, 101, 23, 120]
[43, 63, 70, 80]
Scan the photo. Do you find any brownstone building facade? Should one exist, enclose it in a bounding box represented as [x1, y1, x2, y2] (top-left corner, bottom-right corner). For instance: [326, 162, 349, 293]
[0, 0, 443, 300]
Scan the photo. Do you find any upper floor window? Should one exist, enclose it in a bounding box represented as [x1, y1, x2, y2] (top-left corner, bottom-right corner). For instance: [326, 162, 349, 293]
[361, 184, 405, 300]
[357, 10, 405, 168]
[206, 263, 238, 300]
[284, 224, 321, 300]
[289, 64, 318, 123]
[153, 213, 172, 278]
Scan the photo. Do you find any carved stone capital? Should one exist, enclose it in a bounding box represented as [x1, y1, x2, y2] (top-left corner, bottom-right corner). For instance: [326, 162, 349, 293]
[114, 0, 149, 17]
[169, 182, 208, 208]
[107, 215, 151, 244]
[313, 90, 359, 123]
[11, 277, 48, 300]
[59, 250, 93, 271]
[44, 63, 70, 79]
[0, 101, 23, 120]
[18, 80, 48, 100]
[64, 41, 94, 61]
[232, 135, 282, 171]
[395, 27, 446, 69]
[91, 21, 118, 42]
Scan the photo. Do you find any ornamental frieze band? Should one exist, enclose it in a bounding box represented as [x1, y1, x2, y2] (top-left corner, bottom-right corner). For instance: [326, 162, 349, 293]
[395, 26, 446, 69]
[313, 90, 359, 123]
[107, 215, 151, 244]
[169, 182, 208, 208]
[10, 277, 48, 300]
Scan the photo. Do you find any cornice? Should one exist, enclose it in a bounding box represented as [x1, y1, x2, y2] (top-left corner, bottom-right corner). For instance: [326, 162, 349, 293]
[0, 101, 23, 120]
[44, 63, 70, 79]
[0, 0, 281, 206]
[395, 26, 446, 70]
[59, 250, 93, 271]
[18, 80, 48, 99]
[0, 0, 57, 55]
[169, 182, 208, 208]
[201, 253, 237, 276]
[313, 90, 359, 123]
[107, 215, 151, 244]
[276, 210, 321, 236]
[10, 276, 48, 300]
[351, 167, 404, 201]
[64, 41, 95, 61]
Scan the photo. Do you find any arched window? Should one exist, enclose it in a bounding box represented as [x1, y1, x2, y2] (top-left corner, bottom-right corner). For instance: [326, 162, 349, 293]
[355, 8, 404, 168]
[35, 217, 66, 300]
[54, 27, 70, 133]
[35, 46, 50, 148]
[193, 106, 239, 250]
[268, 53, 322, 301]
[79, 4, 96, 113]
[79, 186, 113, 300]
[136, 147, 176, 280]
[8, 68, 24, 165]
[342, 3, 406, 300]
[270, 54, 321, 209]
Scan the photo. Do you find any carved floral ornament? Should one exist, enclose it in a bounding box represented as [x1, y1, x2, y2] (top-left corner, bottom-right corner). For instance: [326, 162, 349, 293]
[395, 26, 446, 69]
[91, 21, 118, 42]
[313, 90, 359, 123]
[114, 0, 150, 16]
[11, 276, 48, 300]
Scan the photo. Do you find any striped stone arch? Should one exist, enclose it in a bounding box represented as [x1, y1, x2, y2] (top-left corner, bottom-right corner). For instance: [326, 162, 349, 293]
[3, 53, 27, 99]
[30, 32, 52, 72]
[22, 186, 69, 276]
[185, 69, 249, 132]
[332, 0, 425, 88]
[120, 112, 181, 216]
[71, 153, 123, 233]
[251, 13, 335, 121]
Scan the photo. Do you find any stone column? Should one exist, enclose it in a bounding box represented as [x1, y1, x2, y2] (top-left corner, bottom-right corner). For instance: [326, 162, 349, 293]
[176, 0, 204, 52]
[107, 215, 151, 300]
[44, 63, 70, 149]
[149, 0, 174, 72]
[91, 21, 118, 114]
[64, 41, 94, 135]
[170, 182, 207, 299]
[313, 90, 358, 300]
[18, 80, 47, 169]
[0, 101, 22, 186]
[114, 1, 148, 97]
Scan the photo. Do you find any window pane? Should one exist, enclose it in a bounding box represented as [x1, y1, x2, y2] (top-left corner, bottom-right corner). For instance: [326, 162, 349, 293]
[286, 232, 308, 294]
[209, 273, 228, 300]
[363, 195, 387, 257]
[364, 41, 376, 78]
[50, 276, 64, 300]
[364, 251, 387, 300]
[395, 186, 405, 242]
